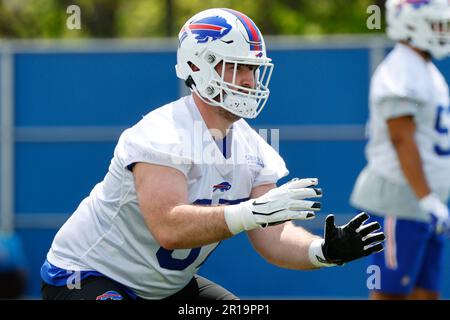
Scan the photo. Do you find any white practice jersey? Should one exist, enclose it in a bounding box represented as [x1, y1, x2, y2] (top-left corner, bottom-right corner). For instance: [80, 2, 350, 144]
[351, 43, 450, 220]
[46, 95, 288, 299]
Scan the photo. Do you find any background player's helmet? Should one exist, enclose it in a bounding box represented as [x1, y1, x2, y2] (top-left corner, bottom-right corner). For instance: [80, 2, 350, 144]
[386, 0, 450, 59]
[175, 8, 273, 119]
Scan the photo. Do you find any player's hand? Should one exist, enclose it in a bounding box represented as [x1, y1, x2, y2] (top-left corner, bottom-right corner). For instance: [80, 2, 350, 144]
[224, 178, 322, 234]
[308, 212, 385, 267]
[419, 193, 450, 235]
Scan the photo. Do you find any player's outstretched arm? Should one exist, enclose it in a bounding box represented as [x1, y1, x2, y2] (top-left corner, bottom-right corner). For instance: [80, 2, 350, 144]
[134, 162, 321, 249]
[309, 212, 385, 267]
[134, 162, 232, 249]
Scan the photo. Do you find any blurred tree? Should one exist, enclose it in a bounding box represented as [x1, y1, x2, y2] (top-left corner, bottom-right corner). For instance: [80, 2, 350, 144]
[0, 0, 66, 38]
[165, 0, 174, 36]
[0, 0, 384, 39]
[116, 0, 167, 37]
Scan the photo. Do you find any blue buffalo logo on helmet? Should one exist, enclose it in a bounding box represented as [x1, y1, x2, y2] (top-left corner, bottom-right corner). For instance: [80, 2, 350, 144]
[179, 10, 264, 52]
[397, 0, 431, 10]
[406, 0, 431, 8]
[213, 182, 231, 192]
[184, 16, 232, 44]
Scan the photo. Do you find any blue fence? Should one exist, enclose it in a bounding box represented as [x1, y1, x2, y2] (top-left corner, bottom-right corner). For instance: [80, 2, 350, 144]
[1, 37, 449, 299]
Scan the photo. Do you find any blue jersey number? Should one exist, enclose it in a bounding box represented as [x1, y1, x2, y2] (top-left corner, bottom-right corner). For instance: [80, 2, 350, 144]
[155, 198, 247, 270]
[156, 198, 249, 270]
[156, 247, 201, 271]
[434, 105, 450, 156]
[155, 199, 212, 271]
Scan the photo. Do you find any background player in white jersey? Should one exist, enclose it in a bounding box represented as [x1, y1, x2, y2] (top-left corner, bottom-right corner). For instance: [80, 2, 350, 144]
[41, 8, 385, 300]
[351, 0, 450, 300]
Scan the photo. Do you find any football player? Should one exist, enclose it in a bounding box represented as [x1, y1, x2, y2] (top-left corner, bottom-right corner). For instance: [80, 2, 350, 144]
[351, 0, 450, 300]
[41, 8, 385, 300]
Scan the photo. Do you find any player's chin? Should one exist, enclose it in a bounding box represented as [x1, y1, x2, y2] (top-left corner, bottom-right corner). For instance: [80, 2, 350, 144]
[210, 93, 241, 122]
[218, 107, 241, 122]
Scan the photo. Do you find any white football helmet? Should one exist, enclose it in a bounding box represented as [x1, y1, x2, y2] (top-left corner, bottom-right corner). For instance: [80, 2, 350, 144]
[175, 8, 274, 119]
[386, 0, 450, 59]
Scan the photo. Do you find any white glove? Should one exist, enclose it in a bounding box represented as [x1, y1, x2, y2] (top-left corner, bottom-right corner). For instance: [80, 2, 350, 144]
[224, 178, 321, 235]
[419, 193, 450, 234]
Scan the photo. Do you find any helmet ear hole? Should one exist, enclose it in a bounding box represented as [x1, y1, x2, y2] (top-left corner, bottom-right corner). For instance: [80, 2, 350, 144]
[188, 61, 200, 72]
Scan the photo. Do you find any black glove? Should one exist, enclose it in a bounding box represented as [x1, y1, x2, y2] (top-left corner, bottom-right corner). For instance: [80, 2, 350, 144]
[321, 212, 385, 265]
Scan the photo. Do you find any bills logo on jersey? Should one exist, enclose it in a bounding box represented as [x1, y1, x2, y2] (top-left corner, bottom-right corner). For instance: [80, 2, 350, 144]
[186, 16, 232, 44]
[96, 290, 123, 300]
[213, 182, 231, 192]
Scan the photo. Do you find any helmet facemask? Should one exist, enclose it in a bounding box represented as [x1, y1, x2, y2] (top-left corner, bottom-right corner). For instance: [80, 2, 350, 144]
[424, 18, 450, 58]
[192, 51, 273, 119]
[405, 15, 450, 59]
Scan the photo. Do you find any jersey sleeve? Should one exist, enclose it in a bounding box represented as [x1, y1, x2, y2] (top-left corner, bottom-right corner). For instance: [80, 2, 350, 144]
[371, 49, 428, 120]
[377, 96, 424, 120]
[116, 115, 193, 177]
